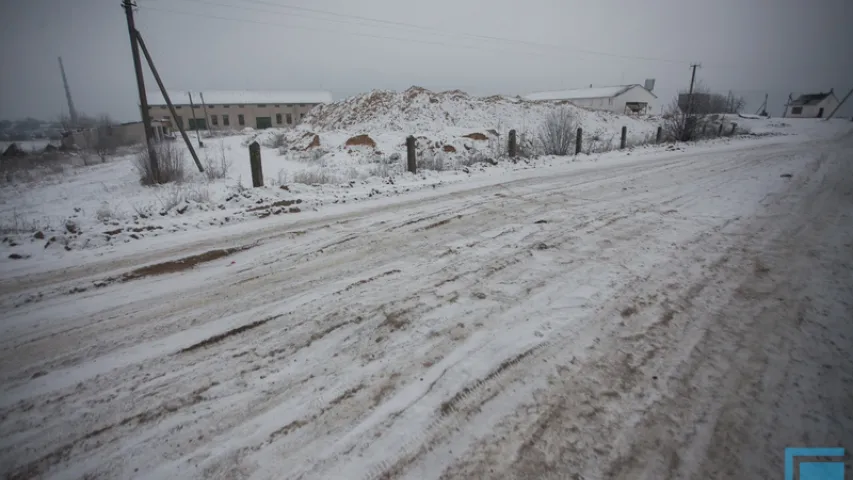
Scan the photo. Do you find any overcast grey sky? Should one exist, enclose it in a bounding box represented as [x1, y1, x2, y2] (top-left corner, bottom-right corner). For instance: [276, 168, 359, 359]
[1, 0, 851, 122]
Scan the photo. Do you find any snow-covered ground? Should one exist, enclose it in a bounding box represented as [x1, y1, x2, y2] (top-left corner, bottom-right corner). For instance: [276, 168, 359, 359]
[2, 88, 850, 269]
[1, 119, 852, 479]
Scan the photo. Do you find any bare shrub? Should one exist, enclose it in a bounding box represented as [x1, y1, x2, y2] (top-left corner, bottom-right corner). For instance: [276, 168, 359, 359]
[272, 132, 287, 150]
[661, 97, 709, 142]
[291, 168, 335, 185]
[0, 151, 76, 185]
[185, 183, 210, 203]
[203, 141, 231, 181]
[134, 142, 187, 185]
[96, 202, 120, 223]
[584, 133, 617, 155]
[538, 107, 576, 156]
[457, 151, 496, 168]
[368, 156, 398, 178]
[416, 150, 446, 171]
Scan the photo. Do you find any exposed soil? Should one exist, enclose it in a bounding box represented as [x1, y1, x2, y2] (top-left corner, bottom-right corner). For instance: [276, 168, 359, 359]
[462, 133, 489, 141]
[345, 134, 377, 148]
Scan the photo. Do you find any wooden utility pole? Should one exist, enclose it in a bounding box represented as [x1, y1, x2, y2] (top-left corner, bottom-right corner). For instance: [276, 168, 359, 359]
[755, 93, 768, 116]
[686, 63, 701, 116]
[188, 92, 204, 148]
[782, 93, 793, 118]
[135, 31, 204, 173]
[825, 87, 853, 120]
[199, 92, 212, 136]
[122, 0, 159, 180]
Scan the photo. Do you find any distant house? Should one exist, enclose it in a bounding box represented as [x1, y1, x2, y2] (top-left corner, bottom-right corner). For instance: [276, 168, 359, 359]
[523, 84, 658, 115]
[784, 90, 839, 118]
[145, 90, 334, 131]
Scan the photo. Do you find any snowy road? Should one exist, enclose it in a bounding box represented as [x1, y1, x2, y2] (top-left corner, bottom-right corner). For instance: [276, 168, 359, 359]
[2, 134, 853, 479]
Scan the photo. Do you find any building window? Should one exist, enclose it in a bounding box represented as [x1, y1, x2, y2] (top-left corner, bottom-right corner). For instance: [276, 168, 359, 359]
[238, 114, 245, 126]
[300, 113, 305, 120]
[276, 113, 282, 124]
[299, 104, 306, 107]
[608, 98, 613, 105]
[257, 104, 266, 108]
[286, 113, 292, 124]
[223, 105, 230, 108]
[176, 105, 182, 109]
[222, 114, 229, 126]
[274, 104, 280, 107]
[238, 104, 245, 108]
[161, 106, 167, 109]
[211, 115, 218, 126]
[791, 106, 803, 114]
[207, 105, 215, 109]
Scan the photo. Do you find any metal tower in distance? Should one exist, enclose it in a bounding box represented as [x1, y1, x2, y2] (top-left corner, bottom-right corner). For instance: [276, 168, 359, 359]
[58, 56, 79, 127]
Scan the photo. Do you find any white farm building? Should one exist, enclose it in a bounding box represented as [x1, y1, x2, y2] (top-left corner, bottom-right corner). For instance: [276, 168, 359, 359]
[783, 90, 840, 118]
[524, 84, 658, 115]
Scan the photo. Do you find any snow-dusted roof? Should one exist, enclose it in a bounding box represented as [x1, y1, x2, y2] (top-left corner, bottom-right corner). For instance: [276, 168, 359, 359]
[145, 90, 333, 106]
[524, 84, 655, 101]
[789, 91, 835, 106]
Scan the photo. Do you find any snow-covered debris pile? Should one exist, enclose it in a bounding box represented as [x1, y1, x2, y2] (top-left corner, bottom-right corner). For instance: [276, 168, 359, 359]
[302, 86, 658, 136]
[242, 86, 664, 174]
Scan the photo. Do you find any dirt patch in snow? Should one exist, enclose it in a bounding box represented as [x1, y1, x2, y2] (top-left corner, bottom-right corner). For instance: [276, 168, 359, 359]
[178, 314, 281, 354]
[120, 245, 255, 281]
[82, 244, 258, 291]
[305, 134, 320, 150]
[345, 134, 377, 148]
[462, 132, 489, 141]
[442, 145, 457, 153]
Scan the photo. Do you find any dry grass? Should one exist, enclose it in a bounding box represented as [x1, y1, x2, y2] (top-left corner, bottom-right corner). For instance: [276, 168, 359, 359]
[134, 142, 187, 185]
[203, 141, 231, 181]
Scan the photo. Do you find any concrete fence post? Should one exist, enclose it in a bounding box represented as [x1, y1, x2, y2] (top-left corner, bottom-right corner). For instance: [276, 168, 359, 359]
[730, 123, 737, 136]
[508, 129, 517, 159]
[620, 126, 627, 149]
[406, 136, 417, 174]
[656, 126, 662, 144]
[249, 141, 263, 187]
[575, 127, 583, 155]
[718, 122, 724, 136]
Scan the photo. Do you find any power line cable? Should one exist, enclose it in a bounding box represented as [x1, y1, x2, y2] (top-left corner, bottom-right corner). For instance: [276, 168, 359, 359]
[144, 0, 694, 65]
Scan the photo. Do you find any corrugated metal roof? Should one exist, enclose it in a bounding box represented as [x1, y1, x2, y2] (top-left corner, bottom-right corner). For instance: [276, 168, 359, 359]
[524, 84, 655, 101]
[145, 90, 334, 106]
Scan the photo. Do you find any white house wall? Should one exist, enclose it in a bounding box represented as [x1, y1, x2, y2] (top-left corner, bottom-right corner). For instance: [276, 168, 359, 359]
[565, 87, 657, 114]
[613, 87, 658, 115]
[786, 96, 840, 118]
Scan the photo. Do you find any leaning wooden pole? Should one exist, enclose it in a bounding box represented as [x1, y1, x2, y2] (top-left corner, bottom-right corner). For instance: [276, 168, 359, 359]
[135, 30, 204, 173]
[825, 87, 853, 120]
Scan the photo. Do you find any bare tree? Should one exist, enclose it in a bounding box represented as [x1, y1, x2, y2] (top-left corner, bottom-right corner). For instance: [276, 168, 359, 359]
[538, 107, 576, 156]
[662, 97, 709, 142]
[82, 115, 126, 163]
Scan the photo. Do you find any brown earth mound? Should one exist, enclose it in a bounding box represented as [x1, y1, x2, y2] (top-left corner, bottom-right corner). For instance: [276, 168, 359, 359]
[442, 145, 457, 153]
[346, 134, 377, 148]
[462, 132, 489, 141]
[305, 134, 320, 150]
